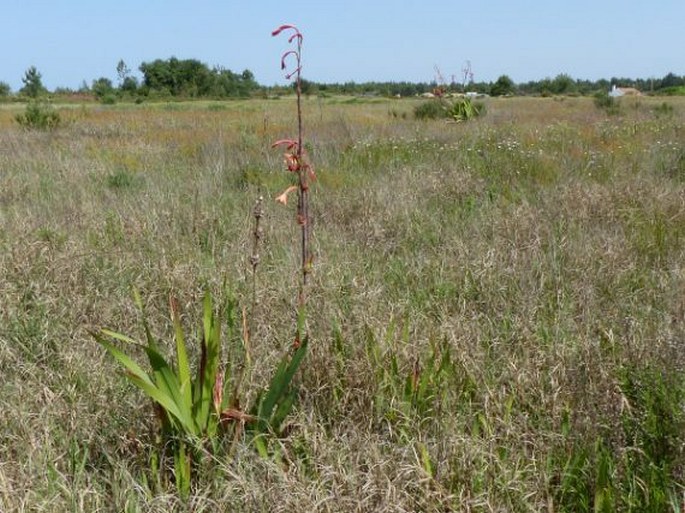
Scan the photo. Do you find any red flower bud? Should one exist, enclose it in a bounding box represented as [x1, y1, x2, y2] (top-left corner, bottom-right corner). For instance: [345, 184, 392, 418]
[288, 32, 303, 44]
[281, 50, 299, 71]
[271, 24, 299, 37]
[272, 139, 298, 150]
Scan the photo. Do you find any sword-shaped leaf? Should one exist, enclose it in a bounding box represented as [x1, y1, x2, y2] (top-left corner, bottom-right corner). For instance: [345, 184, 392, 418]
[170, 297, 193, 416]
[194, 292, 221, 430]
[258, 335, 308, 430]
[93, 334, 187, 428]
[92, 332, 152, 385]
[132, 287, 160, 352]
[143, 344, 198, 436]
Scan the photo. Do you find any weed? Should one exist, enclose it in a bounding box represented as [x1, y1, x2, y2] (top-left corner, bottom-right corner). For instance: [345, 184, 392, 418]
[618, 364, 685, 511]
[414, 97, 484, 122]
[106, 169, 138, 190]
[92, 291, 232, 497]
[594, 91, 621, 115]
[15, 100, 61, 129]
[445, 98, 486, 122]
[654, 101, 674, 118]
[388, 108, 407, 120]
[414, 100, 446, 120]
[101, 94, 117, 105]
[93, 289, 307, 497]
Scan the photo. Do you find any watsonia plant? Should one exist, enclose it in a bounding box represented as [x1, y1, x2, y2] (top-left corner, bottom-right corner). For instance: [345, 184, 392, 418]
[92, 290, 239, 498]
[91, 23, 314, 499]
[93, 267, 307, 496]
[242, 22, 315, 458]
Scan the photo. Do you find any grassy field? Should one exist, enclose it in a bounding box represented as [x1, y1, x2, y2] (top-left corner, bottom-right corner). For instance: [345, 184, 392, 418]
[1, 95, 684, 512]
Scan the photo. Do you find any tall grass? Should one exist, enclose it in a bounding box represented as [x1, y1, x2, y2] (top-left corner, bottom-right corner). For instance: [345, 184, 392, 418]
[1, 95, 684, 510]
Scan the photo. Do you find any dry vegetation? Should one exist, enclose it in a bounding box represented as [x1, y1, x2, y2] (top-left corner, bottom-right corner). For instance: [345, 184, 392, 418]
[1, 95, 684, 512]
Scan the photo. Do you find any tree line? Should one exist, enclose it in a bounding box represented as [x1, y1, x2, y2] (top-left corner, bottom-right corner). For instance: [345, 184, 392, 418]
[1, 60, 683, 101]
[298, 72, 685, 98]
[0, 58, 259, 101]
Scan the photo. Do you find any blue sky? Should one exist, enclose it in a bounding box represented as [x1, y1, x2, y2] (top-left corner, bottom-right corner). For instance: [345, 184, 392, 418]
[1, 0, 683, 91]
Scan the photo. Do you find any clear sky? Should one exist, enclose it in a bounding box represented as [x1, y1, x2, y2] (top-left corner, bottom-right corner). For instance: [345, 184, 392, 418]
[1, 0, 683, 91]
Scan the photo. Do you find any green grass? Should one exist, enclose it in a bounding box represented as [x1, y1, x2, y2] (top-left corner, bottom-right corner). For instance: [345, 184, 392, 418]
[1, 96, 684, 511]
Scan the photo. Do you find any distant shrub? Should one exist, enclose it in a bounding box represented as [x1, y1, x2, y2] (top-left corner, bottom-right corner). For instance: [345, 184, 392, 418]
[388, 108, 407, 120]
[207, 102, 227, 111]
[0, 81, 11, 98]
[658, 86, 685, 96]
[653, 102, 674, 118]
[100, 93, 117, 105]
[15, 101, 61, 130]
[414, 98, 485, 122]
[490, 74, 515, 97]
[414, 100, 446, 120]
[594, 92, 621, 115]
[445, 98, 485, 122]
[92, 77, 115, 103]
[106, 170, 137, 189]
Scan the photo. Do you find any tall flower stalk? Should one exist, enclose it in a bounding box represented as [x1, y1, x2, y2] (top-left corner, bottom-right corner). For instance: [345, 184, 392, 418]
[272, 24, 315, 309]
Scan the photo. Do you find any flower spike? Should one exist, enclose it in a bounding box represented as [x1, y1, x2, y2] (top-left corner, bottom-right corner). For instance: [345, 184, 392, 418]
[271, 23, 312, 306]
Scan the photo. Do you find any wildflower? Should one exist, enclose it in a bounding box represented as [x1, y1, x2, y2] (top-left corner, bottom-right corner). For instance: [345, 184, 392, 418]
[284, 153, 300, 172]
[275, 185, 298, 205]
[272, 139, 298, 150]
[271, 24, 300, 38]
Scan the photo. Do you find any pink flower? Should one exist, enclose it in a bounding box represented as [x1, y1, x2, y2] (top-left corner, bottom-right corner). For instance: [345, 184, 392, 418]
[281, 50, 299, 71]
[272, 24, 298, 37]
[284, 153, 300, 172]
[272, 24, 302, 39]
[275, 186, 298, 205]
[272, 139, 298, 150]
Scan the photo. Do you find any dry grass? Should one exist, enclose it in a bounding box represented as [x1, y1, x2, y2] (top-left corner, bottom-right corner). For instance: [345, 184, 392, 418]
[1, 95, 685, 511]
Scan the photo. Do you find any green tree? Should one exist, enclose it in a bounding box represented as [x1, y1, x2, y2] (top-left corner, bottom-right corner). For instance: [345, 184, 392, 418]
[550, 73, 577, 95]
[20, 66, 46, 98]
[139, 58, 258, 98]
[15, 101, 61, 130]
[0, 81, 11, 97]
[121, 76, 138, 94]
[140, 57, 213, 97]
[297, 78, 317, 97]
[491, 75, 515, 96]
[92, 77, 115, 99]
[116, 59, 131, 87]
[659, 72, 684, 89]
